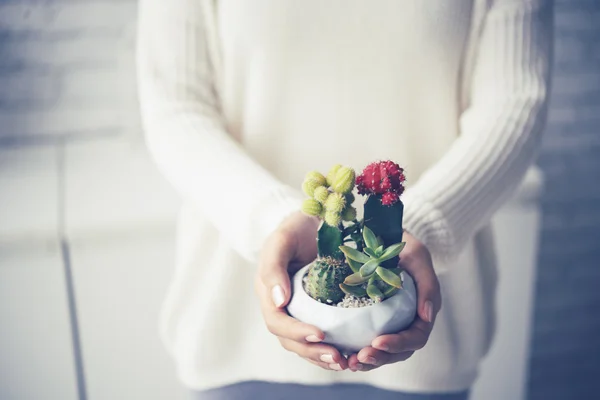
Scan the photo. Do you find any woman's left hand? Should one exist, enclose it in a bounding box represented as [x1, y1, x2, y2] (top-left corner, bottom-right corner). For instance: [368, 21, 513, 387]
[347, 232, 442, 372]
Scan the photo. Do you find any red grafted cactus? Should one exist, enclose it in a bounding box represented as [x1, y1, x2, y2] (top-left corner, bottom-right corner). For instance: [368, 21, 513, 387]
[356, 160, 405, 205]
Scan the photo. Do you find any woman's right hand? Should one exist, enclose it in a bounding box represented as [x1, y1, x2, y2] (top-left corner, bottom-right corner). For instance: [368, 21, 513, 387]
[254, 211, 349, 371]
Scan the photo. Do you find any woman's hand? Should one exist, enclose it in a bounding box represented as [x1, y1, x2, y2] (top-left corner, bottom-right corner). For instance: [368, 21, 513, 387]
[347, 231, 442, 372]
[255, 211, 349, 371]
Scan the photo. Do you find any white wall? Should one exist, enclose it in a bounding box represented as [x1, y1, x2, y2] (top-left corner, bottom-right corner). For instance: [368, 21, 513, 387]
[0, 1, 186, 399]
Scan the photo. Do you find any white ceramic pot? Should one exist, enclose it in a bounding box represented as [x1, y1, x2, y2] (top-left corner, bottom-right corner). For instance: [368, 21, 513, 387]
[287, 264, 417, 353]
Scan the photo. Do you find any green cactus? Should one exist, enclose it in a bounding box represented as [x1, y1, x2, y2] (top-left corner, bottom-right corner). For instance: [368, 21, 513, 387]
[317, 220, 343, 259]
[302, 178, 322, 197]
[363, 195, 404, 270]
[341, 205, 357, 221]
[305, 257, 352, 303]
[325, 192, 346, 213]
[301, 198, 322, 216]
[306, 171, 327, 186]
[339, 226, 405, 302]
[331, 166, 355, 194]
[324, 211, 342, 228]
[313, 186, 330, 204]
[326, 164, 342, 186]
[301, 166, 356, 228]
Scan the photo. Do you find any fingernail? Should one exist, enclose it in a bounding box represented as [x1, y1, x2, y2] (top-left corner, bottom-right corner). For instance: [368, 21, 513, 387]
[363, 356, 377, 365]
[306, 335, 322, 343]
[355, 363, 364, 370]
[329, 363, 343, 371]
[374, 343, 389, 351]
[320, 354, 334, 363]
[424, 300, 433, 323]
[271, 285, 285, 307]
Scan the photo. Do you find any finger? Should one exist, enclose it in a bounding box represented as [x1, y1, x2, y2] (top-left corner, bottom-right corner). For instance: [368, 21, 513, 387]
[347, 354, 370, 372]
[357, 347, 414, 369]
[357, 346, 390, 367]
[371, 317, 433, 353]
[280, 338, 348, 369]
[398, 246, 441, 323]
[304, 358, 335, 370]
[259, 231, 296, 308]
[261, 302, 324, 343]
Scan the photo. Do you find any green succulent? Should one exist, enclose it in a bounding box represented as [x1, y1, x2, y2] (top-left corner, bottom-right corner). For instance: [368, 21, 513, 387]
[338, 226, 405, 302]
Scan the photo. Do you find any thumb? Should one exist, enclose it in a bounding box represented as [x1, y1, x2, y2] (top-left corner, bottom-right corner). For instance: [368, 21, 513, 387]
[259, 231, 297, 309]
[399, 248, 441, 324]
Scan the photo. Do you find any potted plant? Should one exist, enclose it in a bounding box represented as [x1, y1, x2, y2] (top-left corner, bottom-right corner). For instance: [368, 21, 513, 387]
[287, 161, 417, 353]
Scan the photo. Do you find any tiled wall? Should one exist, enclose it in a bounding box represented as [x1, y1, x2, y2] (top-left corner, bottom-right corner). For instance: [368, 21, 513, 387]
[528, 1, 600, 399]
[0, 0, 139, 145]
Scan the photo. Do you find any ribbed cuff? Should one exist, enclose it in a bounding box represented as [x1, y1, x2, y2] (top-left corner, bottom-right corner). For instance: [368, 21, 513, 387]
[249, 185, 304, 262]
[401, 190, 457, 262]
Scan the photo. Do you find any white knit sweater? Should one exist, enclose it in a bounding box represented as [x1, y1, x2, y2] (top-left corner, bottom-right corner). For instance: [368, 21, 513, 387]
[136, 0, 552, 393]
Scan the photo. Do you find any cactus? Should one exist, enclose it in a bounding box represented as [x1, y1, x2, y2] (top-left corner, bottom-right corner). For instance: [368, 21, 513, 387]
[363, 195, 404, 269]
[302, 178, 322, 197]
[325, 192, 346, 213]
[306, 171, 327, 186]
[331, 166, 355, 194]
[341, 205, 357, 221]
[324, 211, 342, 227]
[317, 221, 343, 259]
[356, 160, 405, 198]
[305, 257, 352, 303]
[326, 164, 342, 186]
[358, 160, 405, 269]
[300, 165, 356, 228]
[298, 161, 407, 305]
[313, 186, 330, 204]
[301, 198, 322, 216]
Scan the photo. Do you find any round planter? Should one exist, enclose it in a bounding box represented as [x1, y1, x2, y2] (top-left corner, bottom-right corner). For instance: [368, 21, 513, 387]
[287, 263, 417, 353]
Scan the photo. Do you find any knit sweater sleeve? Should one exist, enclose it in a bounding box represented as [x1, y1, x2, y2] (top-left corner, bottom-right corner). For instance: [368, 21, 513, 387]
[136, 0, 303, 263]
[401, 0, 553, 260]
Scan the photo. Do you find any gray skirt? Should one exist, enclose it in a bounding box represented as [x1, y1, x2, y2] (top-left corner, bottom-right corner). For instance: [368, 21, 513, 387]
[192, 381, 470, 400]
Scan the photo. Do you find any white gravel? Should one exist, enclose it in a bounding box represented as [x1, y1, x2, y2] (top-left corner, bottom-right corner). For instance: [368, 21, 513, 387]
[336, 294, 377, 308]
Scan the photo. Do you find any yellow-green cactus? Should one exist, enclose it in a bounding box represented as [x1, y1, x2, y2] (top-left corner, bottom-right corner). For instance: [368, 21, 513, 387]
[302, 198, 322, 216]
[313, 186, 330, 204]
[306, 171, 327, 186]
[325, 192, 346, 213]
[331, 166, 355, 194]
[324, 211, 342, 227]
[326, 164, 342, 186]
[302, 178, 322, 197]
